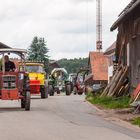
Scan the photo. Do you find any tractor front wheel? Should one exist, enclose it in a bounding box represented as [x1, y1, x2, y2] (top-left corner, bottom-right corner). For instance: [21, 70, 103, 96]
[78, 92, 83, 95]
[21, 98, 25, 108]
[25, 91, 31, 111]
[57, 89, 60, 94]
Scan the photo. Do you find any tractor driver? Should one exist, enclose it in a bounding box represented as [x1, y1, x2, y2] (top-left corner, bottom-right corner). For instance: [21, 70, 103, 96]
[4, 55, 16, 72]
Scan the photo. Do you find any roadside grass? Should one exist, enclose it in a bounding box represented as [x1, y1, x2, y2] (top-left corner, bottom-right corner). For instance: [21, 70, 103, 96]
[86, 92, 130, 109]
[131, 117, 140, 127]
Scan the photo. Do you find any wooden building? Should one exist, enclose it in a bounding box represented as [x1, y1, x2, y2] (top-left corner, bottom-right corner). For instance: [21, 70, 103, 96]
[110, 0, 140, 91]
[84, 52, 108, 86]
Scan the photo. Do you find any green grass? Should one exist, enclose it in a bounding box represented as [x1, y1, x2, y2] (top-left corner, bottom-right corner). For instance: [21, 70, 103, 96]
[86, 92, 130, 109]
[131, 117, 140, 127]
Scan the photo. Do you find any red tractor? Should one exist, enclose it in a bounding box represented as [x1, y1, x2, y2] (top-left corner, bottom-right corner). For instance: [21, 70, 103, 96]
[0, 48, 31, 111]
[72, 69, 89, 95]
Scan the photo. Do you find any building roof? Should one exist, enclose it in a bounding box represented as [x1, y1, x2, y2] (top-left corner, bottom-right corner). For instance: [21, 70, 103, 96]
[0, 42, 11, 49]
[89, 52, 108, 81]
[104, 42, 116, 55]
[111, 0, 140, 31]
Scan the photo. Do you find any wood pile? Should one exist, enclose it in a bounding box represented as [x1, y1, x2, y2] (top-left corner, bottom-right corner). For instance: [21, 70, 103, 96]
[101, 66, 129, 97]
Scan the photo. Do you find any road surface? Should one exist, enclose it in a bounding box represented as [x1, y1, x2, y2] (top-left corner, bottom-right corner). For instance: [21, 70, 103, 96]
[0, 94, 140, 140]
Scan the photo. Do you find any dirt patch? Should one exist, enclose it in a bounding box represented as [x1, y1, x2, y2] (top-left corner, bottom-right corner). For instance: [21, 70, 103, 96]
[94, 105, 140, 122]
[86, 100, 140, 131]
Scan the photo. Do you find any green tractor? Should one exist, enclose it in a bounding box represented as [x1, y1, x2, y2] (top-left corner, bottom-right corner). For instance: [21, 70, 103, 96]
[48, 68, 72, 96]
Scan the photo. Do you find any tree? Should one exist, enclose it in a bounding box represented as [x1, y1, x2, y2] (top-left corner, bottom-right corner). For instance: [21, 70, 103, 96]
[28, 36, 49, 61]
[28, 36, 49, 72]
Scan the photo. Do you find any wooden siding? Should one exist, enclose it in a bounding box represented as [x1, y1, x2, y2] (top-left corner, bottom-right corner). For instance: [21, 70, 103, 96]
[115, 5, 140, 90]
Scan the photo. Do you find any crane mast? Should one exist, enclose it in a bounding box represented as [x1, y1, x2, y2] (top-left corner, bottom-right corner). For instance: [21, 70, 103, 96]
[96, 0, 102, 52]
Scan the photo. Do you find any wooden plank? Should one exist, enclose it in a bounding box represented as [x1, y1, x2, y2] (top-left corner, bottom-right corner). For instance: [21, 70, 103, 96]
[132, 83, 140, 100]
[101, 68, 120, 97]
[107, 67, 124, 96]
[110, 66, 128, 96]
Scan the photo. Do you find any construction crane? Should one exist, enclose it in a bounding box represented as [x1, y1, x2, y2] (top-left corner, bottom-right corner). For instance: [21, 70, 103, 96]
[96, 0, 102, 52]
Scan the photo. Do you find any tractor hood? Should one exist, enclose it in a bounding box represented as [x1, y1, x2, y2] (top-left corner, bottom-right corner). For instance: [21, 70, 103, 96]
[28, 73, 45, 85]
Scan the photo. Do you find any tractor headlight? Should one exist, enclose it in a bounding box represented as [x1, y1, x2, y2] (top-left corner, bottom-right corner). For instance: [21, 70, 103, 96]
[3, 82, 8, 87]
[11, 82, 16, 87]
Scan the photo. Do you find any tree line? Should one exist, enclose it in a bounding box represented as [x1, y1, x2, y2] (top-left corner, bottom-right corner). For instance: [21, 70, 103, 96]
[58, 58, 88, 74]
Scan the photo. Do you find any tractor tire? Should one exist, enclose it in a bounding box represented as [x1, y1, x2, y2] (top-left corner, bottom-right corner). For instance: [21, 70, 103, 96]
[57, 89, 60, 94]
[45, 81, 49, 98]
[21, 98, 25, 108]
[25, 91, 31, 111]
[46, 88, 49, 98]
[78, 92, 83, 95]
[66, 84, 71, 96]
[48, 85, 54, 96]
[41, 86, 47, 99]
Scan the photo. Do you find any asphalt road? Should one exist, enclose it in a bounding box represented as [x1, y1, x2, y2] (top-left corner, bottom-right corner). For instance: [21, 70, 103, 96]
[0, 94, 140, 140]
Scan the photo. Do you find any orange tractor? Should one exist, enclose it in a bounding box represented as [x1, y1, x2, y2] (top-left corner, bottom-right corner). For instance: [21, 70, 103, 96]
[0, 48, 31, 111]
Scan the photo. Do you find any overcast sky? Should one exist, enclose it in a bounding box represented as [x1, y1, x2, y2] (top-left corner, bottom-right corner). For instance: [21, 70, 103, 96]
[0, 0, 131, 60]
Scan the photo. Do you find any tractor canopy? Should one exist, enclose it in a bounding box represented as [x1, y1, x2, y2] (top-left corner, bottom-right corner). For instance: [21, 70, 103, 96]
[51, 68, 68, 81]
[0, 48, 27, 72]
[19, 62, 46, 85]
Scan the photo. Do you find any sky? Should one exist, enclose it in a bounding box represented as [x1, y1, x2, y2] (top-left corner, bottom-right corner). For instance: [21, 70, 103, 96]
[0, 0, 131, 60]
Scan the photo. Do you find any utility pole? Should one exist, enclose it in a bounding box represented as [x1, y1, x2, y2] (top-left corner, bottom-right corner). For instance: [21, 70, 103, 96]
[96, 0, 102, 52]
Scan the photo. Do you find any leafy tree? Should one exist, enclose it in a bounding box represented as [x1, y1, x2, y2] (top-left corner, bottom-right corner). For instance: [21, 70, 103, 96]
[27, 36, 49, 72]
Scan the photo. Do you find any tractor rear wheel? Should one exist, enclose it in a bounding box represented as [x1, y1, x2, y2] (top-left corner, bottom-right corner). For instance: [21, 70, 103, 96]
[49, 85, 54, 96]
[41, 86, 47, 99]
[25, 91, 31, 111]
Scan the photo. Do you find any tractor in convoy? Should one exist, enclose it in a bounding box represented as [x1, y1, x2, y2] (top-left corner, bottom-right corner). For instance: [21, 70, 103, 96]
[48, 68, 71, 96]
[68, 73, 77, 93]
[0, 48, 31, 111]
[72, 68, 89, 95]
[19, 61, 48, 99]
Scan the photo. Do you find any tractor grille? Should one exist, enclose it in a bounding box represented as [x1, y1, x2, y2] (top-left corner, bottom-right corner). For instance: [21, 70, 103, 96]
[2, 75, 16, 89]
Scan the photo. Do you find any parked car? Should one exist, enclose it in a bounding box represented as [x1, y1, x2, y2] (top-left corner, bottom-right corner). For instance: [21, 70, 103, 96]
[68, 73, 77, 92]
[92, 84, 103, 92]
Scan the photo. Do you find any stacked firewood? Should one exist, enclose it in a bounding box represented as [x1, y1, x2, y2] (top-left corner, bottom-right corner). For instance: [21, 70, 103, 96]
[101, 66, 129, 97]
